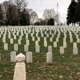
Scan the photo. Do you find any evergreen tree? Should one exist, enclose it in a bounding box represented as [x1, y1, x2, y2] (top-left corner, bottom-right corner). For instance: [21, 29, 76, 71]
[75, 0, 80, 25]
[66, 0, 77, 25]
[47, 18, 54, 25]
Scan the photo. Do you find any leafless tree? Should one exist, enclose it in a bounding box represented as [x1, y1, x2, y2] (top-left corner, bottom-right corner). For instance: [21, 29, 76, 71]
[8, 4, 19, 25]
[2, 1, 19, 25]
[30, 10, 38, 25]
[13, 0, 28, 11]
[13, 0, 28, 25]
[43, 9, 56, 20]
[43, 9, 60, 25]
[2, 1, 9, 22]
[0, 4, 4, 20]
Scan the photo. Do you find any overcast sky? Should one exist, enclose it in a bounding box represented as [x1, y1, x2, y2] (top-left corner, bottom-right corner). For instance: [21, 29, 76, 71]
[27, 0, 71, 23]
[0, 0, 71, 23]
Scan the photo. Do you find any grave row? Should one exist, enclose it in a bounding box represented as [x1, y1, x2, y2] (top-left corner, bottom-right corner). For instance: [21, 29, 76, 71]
[0, 26, 80, 55]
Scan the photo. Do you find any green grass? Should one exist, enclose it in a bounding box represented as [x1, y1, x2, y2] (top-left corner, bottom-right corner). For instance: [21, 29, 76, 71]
[0, 26, 80, 80]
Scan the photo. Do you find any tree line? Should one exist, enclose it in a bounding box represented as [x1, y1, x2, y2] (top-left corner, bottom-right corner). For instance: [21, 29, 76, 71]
[66, 0, 80, 26]
[0, 0, 59, 26]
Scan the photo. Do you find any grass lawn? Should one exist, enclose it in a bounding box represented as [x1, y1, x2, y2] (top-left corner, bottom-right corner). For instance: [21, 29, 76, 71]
[0, 26, 80, 80]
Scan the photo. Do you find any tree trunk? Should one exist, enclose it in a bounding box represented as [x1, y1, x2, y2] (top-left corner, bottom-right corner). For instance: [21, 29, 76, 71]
[18, 9, 20, 26]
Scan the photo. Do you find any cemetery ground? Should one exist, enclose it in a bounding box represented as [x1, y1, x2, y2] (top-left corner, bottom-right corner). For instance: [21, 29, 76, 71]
[0, 26, 80, 80]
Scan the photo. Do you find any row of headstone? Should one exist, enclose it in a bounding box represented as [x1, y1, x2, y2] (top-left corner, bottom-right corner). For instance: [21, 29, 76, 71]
[10, 51, 32, 63]
[60, 43, 78, 55]
[4, 42, 29, 52]
[1, 26, 80, 42]
[10, 51, 53, 64]
[9, 51, 33, 63]
[1, 26, 80, 54]
[3, 39, 79, 55]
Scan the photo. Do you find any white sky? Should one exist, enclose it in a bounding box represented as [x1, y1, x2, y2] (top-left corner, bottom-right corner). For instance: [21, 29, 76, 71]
[0, 0, 71, 23]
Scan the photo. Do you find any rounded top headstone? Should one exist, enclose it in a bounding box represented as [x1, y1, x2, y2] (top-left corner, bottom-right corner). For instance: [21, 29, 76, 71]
[11, 51, 16, 54]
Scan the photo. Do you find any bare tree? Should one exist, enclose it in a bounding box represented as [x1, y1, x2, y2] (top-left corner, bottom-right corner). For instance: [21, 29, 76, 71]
[13, 0, 28, 25]
[8, 4, 19, 25]
[13, 0, 28, 11]
[2, 1, 9, 22]
[30, 10, 38, 25]
[43, 9, 60, 25]
[2, 1, 19, 25]
[0, 4, 4, 25]
[43, 9, 56, 20]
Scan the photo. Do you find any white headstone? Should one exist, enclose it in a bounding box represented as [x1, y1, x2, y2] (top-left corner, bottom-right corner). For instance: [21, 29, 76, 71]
[26, 52, 32, 63]
[44, 41, 47, 47]
[26, 40, 29, 46]
[2, 38, 6, 43]
[50, 37, 52, 42]
[10, 38, 13, 44]
[0, 34, 1, 37]
[35, 45, 40, 53]
[41, 34, 44, 37]
[26, 33, 28, 40]
[56, 38, 59, 42]
[37, 37, 40, 41]
[4, 43, 8, 50]
[0, 53, 1, 61]
[70, 38, 73, 43]
[77, 38, 80, 43]
[31, 33, 33, 37]
[73, 42, 77, 48]
[63, 42, 67, 48]
[14, 35, 16, 39]
[46, 52, 53, 64]
[48, 46, 52, 52]
[18, 39, 21, 45]
[32, 37, 35, 41]
[73, 48, 78, 55]
[19, 36, 22, 40]
[8, 33, 11, 39]
[14, 44, 18, 51]
[53, 42, 57, 48]
[63, 38, 66, 42]
[24, 44, 28, 52]
[10, 51, 16, 62]
[60, 46, 64, 54]
[47, 34, 49, 38]
[52, 34, 54, 38]
[44, 37, 46, 41]
[35, 41, 38, 46]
